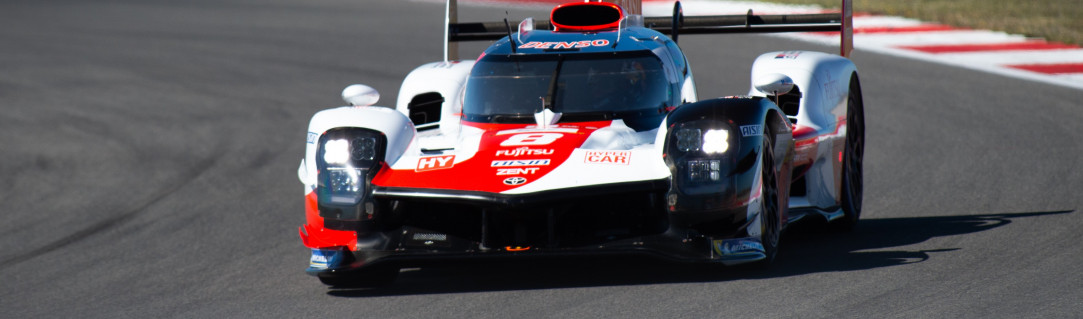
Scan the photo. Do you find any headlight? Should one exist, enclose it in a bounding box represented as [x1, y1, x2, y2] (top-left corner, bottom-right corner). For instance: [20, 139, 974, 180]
[323, 167, 364, 201]
[676, 127, 702, 152]
[668, 121, 735, 188]
[349, 136, 378, 161]
[688, 159, 722, 182]
[674, 127, 730, 155]
[316, 129, 385, 208]
[702, 129, 729, 154]
[323, 139, 350, 164]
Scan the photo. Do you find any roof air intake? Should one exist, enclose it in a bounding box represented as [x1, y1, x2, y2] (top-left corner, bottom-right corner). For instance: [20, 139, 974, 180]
[550, 1, 625, 32]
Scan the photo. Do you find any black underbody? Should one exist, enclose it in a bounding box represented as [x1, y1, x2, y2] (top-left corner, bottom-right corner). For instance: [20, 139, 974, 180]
[316, 179, 756, 270]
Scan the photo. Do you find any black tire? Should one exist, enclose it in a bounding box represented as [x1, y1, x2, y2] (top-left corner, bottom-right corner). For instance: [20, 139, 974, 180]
[834, 75, 864, 231]
[317, 266, 399, 288]
[753, 133, 781, 267]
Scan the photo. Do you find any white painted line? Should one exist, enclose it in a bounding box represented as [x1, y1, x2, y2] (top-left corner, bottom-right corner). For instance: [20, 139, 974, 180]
[644, 1, 822, 15]
[675, 0, 1083, 90]
[1057, 74, 1083, 83]
[935, 50, 1083, 66]
[851, 31, 1033, 47]
[851, 16, 926, 28]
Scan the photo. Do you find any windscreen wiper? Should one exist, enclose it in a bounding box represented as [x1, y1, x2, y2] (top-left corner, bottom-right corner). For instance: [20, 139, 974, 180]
[542, 55, 565, 110]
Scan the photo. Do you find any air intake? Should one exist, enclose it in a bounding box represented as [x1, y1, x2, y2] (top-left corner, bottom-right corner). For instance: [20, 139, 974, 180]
[550, 1, 625, 32]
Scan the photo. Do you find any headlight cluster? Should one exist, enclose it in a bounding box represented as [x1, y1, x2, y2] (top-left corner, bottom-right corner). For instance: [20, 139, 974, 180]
[322, 137, 377, 164]
[687, 159, 722, 182]
[675, 128, 729, 155]
[316, 128, 385, 211]
[668, 121, 735, 186]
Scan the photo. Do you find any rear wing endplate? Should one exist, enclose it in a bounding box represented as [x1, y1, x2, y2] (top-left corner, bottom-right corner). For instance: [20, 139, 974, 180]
[444, 0, 853, 60]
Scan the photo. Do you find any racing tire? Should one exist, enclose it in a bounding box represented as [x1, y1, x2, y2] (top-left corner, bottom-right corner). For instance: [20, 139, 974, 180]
[833, 75, 865, 231]
[317, 266, 400, 288]
[752, 133, 781, 268]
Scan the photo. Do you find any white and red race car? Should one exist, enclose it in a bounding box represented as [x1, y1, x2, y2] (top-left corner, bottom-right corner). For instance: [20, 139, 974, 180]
[298, 0, 864, 287]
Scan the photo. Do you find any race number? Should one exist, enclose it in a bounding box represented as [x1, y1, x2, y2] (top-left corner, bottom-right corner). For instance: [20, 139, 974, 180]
[500, 133, 562, 146]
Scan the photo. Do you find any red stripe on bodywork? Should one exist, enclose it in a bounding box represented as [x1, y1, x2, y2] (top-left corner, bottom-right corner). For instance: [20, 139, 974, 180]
[854, 25, 958, 33]
[810, 24, 957, 36]
[791, 125, 819, 141]
[373, 121, 612, 193]
[790, 117, 846, 169]
[900, 41, 1079, 53]
[1005, 63, 1083, 75]
[299, 191, 358, 249]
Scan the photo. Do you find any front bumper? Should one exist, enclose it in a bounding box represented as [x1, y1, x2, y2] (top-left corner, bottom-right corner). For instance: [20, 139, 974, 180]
[304, 178, 767, 275]
[305, 218, 767, 275]
[307, 230, 769, 275]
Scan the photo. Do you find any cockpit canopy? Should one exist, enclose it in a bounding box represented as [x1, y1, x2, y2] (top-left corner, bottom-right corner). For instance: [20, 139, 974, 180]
[463, 51, 678, 131]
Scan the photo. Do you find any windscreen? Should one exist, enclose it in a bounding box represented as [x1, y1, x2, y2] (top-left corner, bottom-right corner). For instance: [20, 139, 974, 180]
[463, 51, 674, 126]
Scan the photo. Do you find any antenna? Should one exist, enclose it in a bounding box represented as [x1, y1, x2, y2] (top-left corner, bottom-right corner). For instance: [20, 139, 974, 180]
[504, 16, 517, 53]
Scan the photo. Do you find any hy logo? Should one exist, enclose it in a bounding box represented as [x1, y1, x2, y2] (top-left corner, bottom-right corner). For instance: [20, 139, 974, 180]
[416, 155, 455, 171]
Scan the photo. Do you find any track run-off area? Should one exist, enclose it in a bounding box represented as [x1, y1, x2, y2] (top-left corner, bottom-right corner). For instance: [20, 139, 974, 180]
[1, 0, 1081, 317]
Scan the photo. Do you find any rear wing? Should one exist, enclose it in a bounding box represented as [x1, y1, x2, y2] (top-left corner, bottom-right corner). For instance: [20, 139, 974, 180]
[443, 0, 853, 60]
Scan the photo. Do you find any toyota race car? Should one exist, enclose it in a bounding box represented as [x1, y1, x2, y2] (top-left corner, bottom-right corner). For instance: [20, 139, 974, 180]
[298, 0, 864, 287]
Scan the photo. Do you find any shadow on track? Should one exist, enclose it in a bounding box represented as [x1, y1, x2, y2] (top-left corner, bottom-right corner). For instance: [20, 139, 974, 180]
[326, 210, 1072, 297]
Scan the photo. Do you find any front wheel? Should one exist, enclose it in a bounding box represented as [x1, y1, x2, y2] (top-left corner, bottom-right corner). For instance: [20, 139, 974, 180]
[753, 133, 781, 267]
[834, 75, 864, 231]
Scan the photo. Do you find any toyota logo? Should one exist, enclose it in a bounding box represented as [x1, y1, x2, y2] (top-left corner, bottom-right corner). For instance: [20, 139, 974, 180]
[503, 177, 528, 185]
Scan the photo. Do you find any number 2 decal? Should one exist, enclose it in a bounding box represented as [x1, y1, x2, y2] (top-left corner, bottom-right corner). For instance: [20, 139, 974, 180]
[500, 133, 563, 146]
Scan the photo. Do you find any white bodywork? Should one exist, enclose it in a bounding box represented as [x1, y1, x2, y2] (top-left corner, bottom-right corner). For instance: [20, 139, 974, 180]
[302, 50, 855, 213]
[395, 60, 476, 138]
[298, 0, 862, 272]
[749, 51, 858, 214]
[300, 106, 415, 191]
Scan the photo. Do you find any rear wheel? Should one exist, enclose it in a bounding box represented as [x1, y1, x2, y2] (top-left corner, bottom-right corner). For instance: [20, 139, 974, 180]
[834, 76, 864, 231]
[754, 133, 781, 267]
[317, 266, 399, 288]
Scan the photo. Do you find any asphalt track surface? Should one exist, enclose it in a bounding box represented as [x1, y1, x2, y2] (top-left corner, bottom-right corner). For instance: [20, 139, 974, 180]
[1, 0, 1081, 318]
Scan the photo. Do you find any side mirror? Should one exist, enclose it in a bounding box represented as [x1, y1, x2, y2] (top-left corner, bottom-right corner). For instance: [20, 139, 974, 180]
[753, 73, 794, 97]
[342, 84, 380, 106]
